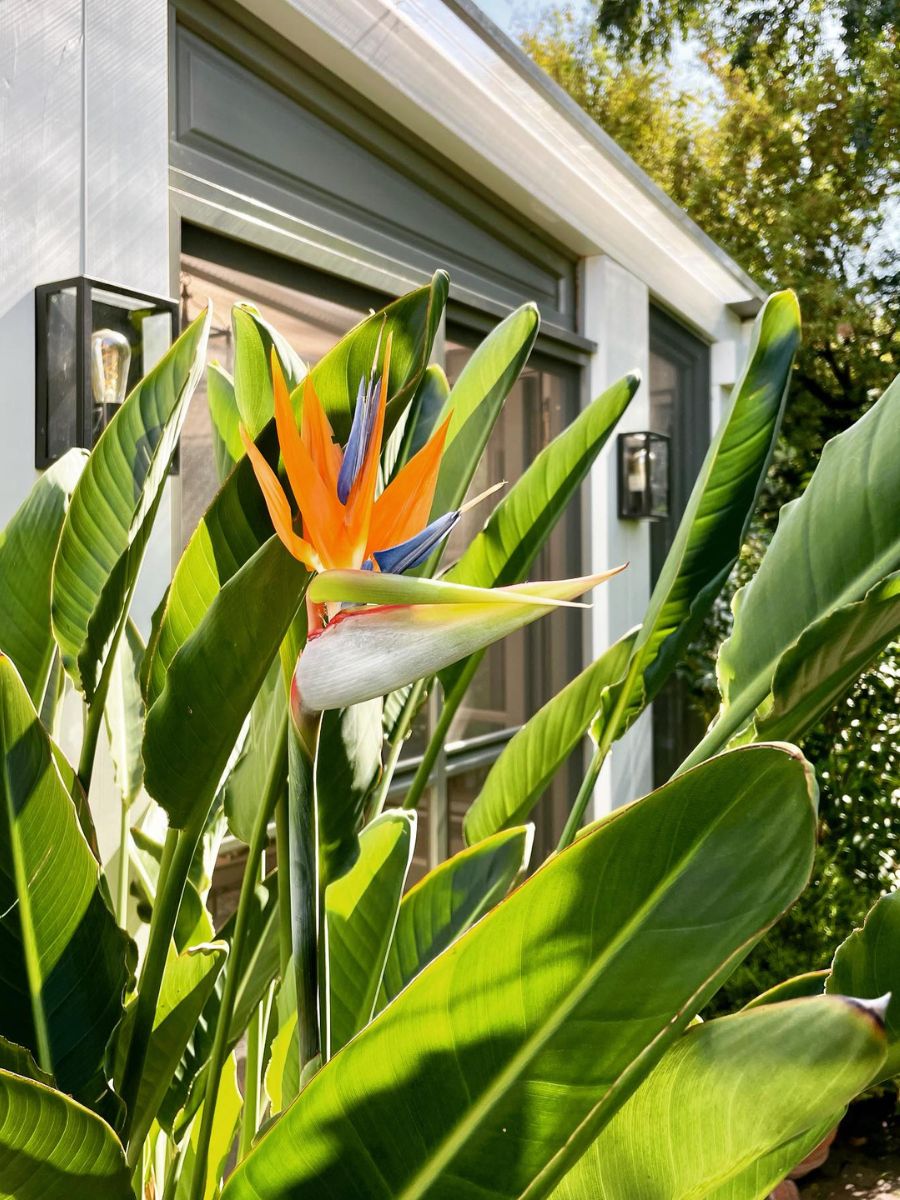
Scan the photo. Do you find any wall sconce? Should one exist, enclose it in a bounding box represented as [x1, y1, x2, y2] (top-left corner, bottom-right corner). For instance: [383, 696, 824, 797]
[34, 277, 179, 469]
[617, 431, 670, 520]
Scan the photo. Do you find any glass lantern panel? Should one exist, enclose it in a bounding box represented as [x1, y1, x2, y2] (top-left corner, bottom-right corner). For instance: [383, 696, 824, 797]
[89, 287, 174, 439]
[648, 436, 669, 518]
[45, 286, 79, 462]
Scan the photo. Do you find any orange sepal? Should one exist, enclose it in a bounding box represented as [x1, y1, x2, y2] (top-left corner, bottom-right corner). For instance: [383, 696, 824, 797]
[271, 352, 348, 569]
[239, 424, 320, 571]
[368, 413, 452, 556]
[300, 374, 342, 495]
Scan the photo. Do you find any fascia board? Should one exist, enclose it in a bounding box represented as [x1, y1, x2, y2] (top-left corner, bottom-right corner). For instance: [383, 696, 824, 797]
[236, 0, 764, 335]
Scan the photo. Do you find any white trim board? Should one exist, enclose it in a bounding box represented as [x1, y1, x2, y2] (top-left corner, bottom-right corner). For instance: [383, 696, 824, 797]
[233, 0, 764, 341]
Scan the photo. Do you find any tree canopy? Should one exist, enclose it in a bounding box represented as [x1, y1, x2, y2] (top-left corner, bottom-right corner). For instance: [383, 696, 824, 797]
[522, 6, 898, 493]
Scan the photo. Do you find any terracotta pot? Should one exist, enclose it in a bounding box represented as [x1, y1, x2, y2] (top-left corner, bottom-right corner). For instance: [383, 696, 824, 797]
[769, 1183, 800, 1200]
[788, 1125, 839, 1179]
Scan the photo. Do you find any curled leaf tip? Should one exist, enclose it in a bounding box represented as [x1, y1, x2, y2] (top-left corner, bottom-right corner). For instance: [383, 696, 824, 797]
[851, 992, 892, 1025]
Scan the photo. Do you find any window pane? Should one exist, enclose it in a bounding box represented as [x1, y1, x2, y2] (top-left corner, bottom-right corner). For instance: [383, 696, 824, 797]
[440, 334, 585, 854]
[178, 253, 365, 549]
[443, 337, 582, 742]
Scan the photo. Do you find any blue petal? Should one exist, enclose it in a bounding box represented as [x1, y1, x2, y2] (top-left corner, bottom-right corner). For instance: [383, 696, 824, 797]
[372, 511, 460, 575]
[337, 374, 380, 503]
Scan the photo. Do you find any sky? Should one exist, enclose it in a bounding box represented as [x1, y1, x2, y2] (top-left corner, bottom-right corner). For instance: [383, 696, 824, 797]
[474, 0, 541, 36]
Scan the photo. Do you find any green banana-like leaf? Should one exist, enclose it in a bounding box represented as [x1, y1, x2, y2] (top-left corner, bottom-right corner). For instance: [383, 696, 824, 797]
[142, 535, 308, 828]
[0, 1035, 54, 1085]
[439, 372, 637, 697]
[232, 304, 306, 439]
[753, 571, 900, 743]
[317, 700, 384, 886]
[379, 825, 532, 1008]
[828, 890, 900, 1083]
[551, 995, 885, 1200]
[703, 1119, 838, 1200]
[223, 664, 285, 845]
[49, 730, 100, 860]
[600, 291, 800, 744]
[683, 369, 900, 769]
[0, 1069, 132, 1199]
[428, 303, 540, 526]
[0, 656, 130, 1107]
[742, 970, 829, 1009]
[326, 811, 415, 1055]
[176, 1052, 242, 1200]
[160, 874, 280, 1134]
[464, 629, 637, 844]
[307, 271, 448, 444]
[265, 968, 299, 1118]
[222, 744, 817, 1200]
[208, 361, 244, 482]
[51, 308, 211, 700]
[0, 450, 86, 705]
[103, 618, 145, 806]
[116, 942, 226, 1152]
[393, 362, 452, 472]
[142, 423, 279, 709]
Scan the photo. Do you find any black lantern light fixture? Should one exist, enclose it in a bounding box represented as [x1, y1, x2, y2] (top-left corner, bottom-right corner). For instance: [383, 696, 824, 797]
[617, 430, 670, 521]
[34, 277, 179, 469]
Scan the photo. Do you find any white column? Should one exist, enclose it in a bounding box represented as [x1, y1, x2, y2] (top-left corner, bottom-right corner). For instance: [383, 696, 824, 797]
[583, 255, 654, 816]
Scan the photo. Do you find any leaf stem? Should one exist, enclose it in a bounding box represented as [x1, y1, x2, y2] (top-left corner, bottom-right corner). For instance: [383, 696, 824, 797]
[238, 853, 268, 1162]
[78, 591, 137, 794]
[288, 711, 323, 1074]
[556, 654, 643, 851]
[371, 679, 426, 817]
[121, 817, 205, 1152]
[187, 719, 287, 1199]
[116, 799, 130, 926]
[403, 656, 481, 812]
[556, 743, 608, 851]
[275, 792, 292, 975]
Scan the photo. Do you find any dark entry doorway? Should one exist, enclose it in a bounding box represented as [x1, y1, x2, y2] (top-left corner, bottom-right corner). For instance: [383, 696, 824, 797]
[648, 306, 711, 784]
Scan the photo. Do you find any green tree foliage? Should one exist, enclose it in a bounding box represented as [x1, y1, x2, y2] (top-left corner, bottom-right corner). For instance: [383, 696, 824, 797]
[523, 6, 900, 1006]
[522, 8, 898, 494]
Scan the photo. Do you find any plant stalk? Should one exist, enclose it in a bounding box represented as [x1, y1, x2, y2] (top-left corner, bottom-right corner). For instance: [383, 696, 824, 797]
[556, 655, 643, 851]
[187, 720, 287, 1200]
[371, 678, 426, 817]
[288, 709, 323, 1074]
[238, 853, 267, 1162]
[556, 742, 608, 851]
[403, 656, 481, 811]
[275, 792, 293, 975]
[78, 597, 137, 794]
[121, 819, 203, 1148]
[116, 800, 130, 926]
